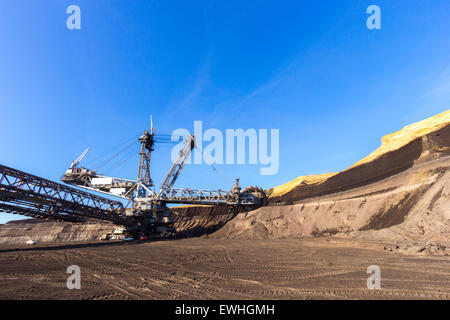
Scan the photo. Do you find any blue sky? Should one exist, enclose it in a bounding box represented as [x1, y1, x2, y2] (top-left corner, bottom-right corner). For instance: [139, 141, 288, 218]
[0, 1, 449, 223]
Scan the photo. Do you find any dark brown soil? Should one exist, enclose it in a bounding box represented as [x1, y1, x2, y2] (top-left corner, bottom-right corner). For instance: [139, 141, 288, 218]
[0, 238, 449, 300]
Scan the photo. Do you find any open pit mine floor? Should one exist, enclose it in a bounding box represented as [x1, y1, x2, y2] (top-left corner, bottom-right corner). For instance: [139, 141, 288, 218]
[0, 237, 449, 300]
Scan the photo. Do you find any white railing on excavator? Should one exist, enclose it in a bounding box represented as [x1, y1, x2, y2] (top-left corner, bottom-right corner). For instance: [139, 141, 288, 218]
[153, 188, 231, 204]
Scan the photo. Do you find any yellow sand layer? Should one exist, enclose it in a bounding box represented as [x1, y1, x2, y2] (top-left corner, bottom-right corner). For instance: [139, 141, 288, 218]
[349, 110, 450, 168]
[268, 173, 337, 198]
[269, 110, 450, 198]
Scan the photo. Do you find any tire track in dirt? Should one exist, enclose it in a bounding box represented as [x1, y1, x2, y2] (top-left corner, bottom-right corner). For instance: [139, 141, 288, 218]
[1, 238, 449, 299]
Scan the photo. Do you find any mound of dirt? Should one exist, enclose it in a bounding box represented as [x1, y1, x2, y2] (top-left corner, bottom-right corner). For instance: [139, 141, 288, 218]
[213, 111, 450, 246]
[267, 110, 450, 203]
[212, 157, 450, 243]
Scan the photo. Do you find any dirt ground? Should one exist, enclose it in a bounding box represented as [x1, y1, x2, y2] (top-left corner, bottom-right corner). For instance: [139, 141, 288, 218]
[0, 237, 449, 300]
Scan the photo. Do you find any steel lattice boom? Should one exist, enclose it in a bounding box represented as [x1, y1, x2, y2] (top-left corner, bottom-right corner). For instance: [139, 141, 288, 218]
[0, 164, 127, 225]
[0, 123, 267, 238]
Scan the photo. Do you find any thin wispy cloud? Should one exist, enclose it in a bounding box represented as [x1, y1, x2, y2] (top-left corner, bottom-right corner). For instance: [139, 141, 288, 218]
[179, 60, 211, 110]
[208, 11, 350, 119]
[430, 66, 450, 98]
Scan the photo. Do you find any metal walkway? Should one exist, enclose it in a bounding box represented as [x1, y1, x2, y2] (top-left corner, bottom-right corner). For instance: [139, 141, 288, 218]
[155, 188, 260, 206]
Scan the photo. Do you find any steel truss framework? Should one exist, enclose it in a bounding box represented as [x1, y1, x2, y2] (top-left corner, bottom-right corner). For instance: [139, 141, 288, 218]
[0, 164, 127, 225]
[153, 188, 263, 206]
[155, 188, 232, 205]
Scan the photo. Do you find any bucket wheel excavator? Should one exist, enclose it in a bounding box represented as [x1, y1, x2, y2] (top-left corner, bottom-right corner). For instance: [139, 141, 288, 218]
[61, 120, 267, 238]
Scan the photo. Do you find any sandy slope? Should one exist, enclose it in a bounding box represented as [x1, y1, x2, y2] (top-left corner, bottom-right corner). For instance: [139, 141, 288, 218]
[171, 205, 235, 237]
[212, 112, 450, 248]
[267, 110, 450, 200]
[212, 157, 449, 245]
